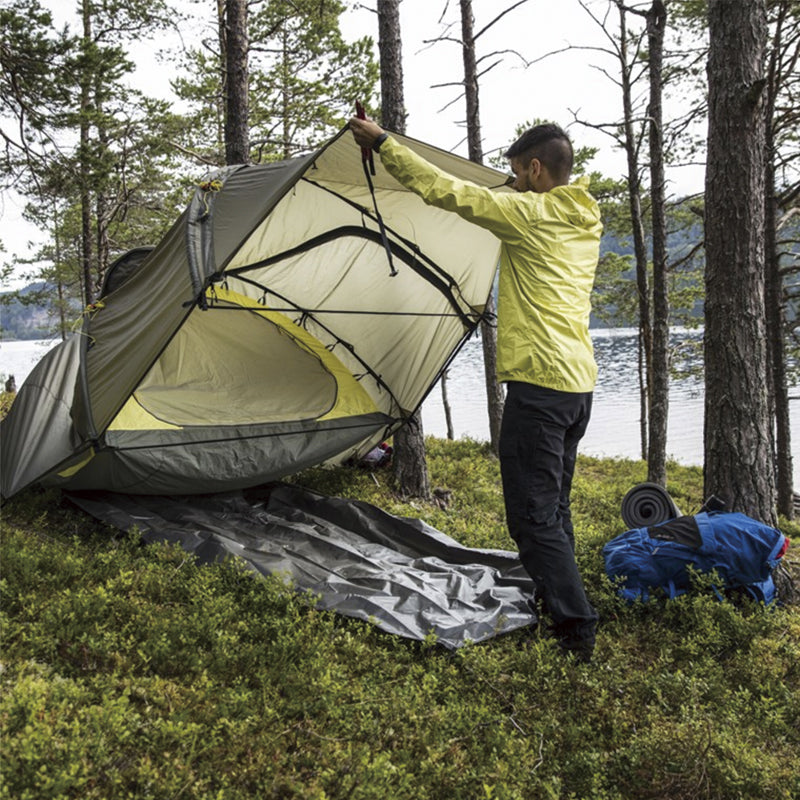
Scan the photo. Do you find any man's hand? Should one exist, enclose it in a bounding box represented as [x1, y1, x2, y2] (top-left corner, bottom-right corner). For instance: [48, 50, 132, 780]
[349, 116, 385, 149]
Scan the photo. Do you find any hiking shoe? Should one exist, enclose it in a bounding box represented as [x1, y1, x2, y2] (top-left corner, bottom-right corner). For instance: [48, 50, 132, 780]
[558, 641, 594, 664]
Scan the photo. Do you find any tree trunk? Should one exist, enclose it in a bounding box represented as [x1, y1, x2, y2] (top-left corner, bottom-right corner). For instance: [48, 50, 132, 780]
[95, 192, 109, 291]
[764, 3, 794, 518]
[79, 0, 94, 306]
[646, 0, 669, 487]
[378, 0, 430, 499]
[52, 202, 68, 340]
[704, 0, 776, 524]
[95, 75, 110, 290]
[393, 414, 431, 498]
[377, 0, 404, 131]
[637, 331, 647, 461]
[441, 369, 454, 440]
[460, 0, 504, 454]
[460, 0, 481, 160]
[618, 4, 651, 462]
[480, 295, 504, 451]
[224, 0, 249, 165]
[215, 0, 226, 159]
[765, 161, 794, 519]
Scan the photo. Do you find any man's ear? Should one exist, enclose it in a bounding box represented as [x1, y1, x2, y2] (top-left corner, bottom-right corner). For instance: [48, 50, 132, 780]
[528, 157, 542, 178]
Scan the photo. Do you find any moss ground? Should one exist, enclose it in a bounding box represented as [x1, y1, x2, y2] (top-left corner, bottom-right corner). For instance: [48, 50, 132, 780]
[2, 435, 798, 799]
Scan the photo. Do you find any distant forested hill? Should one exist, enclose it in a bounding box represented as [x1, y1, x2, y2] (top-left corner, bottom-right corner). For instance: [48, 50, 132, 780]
[0, 283, 68, 340]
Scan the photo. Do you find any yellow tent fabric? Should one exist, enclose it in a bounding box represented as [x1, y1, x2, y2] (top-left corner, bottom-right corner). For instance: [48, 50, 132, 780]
[107, 286, 378, 432]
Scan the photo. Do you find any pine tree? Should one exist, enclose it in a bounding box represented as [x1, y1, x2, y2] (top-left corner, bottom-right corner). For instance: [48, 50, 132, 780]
[1, 0, 179, 310]
[377, 0, 431, 500]
[704, 0, 776, 523]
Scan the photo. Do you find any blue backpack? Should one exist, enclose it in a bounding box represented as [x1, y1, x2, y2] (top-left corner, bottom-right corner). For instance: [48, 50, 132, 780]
[603, 511, 790, 604]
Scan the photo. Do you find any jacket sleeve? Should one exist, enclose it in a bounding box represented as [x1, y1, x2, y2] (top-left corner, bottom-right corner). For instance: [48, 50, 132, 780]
[378, 136, 527, 245]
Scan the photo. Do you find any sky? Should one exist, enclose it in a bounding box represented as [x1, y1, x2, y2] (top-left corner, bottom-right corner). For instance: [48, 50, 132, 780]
[0, 0, 705, 286]
[341, 1, 626, 158]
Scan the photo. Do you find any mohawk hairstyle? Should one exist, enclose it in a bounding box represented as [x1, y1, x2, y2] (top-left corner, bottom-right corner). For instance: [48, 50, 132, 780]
[504, 124, 574, 183]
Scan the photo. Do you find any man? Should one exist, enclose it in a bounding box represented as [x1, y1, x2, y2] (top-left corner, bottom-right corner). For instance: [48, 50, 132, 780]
[350, 117, 601, 661]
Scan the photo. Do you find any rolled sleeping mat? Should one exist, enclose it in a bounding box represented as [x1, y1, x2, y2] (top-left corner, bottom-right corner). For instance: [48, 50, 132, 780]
[620, 482, 682, 529]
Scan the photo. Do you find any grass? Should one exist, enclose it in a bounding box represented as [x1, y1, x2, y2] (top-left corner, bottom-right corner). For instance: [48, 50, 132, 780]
[1, 433, 799, 800]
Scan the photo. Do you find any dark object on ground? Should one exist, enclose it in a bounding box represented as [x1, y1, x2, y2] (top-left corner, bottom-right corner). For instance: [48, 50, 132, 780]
[357, 442, 393, 468]
[67, 483, 537, 649]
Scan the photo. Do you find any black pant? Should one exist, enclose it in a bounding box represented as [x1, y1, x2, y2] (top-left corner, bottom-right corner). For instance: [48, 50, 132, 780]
[499, 382, 598, 652]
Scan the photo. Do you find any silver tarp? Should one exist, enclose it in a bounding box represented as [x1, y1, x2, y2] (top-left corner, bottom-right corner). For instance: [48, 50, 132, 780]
[68, 483, 537, 649]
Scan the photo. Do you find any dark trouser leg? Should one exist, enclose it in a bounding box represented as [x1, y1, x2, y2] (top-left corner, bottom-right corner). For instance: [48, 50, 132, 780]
[499, 382, 598, 656]
[560, 409, 586, 553]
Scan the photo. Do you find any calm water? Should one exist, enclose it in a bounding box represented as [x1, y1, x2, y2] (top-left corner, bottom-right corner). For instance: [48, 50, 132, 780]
[420, 328, 800, 484]
[2, 332, 798, 482]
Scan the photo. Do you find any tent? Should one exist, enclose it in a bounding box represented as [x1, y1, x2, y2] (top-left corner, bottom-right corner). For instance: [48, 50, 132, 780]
[1, 128, 512, 501]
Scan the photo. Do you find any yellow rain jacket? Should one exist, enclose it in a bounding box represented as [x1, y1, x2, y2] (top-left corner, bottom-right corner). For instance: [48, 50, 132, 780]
[379, 136, 603, 393]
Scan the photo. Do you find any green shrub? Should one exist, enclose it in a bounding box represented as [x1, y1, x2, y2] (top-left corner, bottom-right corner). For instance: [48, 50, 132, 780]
[2, 439, 798, 799]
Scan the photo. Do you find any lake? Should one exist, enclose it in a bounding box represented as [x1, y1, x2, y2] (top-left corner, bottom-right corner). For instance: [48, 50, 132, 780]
[2, 331, 798, 484]
[419, 329, 800, 485]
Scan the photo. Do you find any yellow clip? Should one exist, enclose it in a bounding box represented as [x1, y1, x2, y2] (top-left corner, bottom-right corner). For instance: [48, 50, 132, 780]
[198, 179, 223, 218]
[198, 179, 223, 193]
[83, 300, 106, 318]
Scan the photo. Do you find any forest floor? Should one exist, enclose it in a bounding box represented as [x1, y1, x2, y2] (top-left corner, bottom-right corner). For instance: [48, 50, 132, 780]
[2, 431, 799, 800]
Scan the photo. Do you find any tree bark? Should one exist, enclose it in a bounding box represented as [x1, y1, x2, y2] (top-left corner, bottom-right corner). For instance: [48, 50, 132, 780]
[646, 0, 669, 487]
[224, 0, 250, 165]
[378, 0, 430, 499]
[377, 0, 405, 131]
[52, 202, 68, 340]
[460, 0, 481, 161]
[460, 0, 504, 455]
[393, 413, 431, 498]
[215, 0, 226, 158]
[79, 0, 94, 305]
[95, 72, 110, 289]
[704, 0, 776, 524]
[441, 369, 455, 440]
[764, 0, 794, 518]
[618, 3, 652, 462]
[765, 158, 794, 519]
[480, 294, 504, 451]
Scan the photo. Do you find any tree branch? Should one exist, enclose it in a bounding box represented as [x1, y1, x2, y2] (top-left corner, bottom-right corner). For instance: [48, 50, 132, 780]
[167, 140, 219, 166]
[474, 0, 530, 41]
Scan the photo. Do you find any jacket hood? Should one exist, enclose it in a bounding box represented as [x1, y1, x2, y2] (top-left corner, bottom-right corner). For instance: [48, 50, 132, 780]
[548, 176, 602, 230]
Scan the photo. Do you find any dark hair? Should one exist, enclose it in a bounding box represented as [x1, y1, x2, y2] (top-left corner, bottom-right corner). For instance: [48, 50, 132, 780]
[504, 124, 574, 183]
